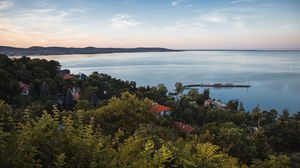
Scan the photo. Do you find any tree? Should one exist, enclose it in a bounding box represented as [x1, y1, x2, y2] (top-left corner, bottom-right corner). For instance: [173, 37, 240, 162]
[227, 99, 239, 111]
[93, 92, 156, 136]
[264, 113, 300, 153]
[64, 88, 74, 110]
[250, 155, 291, 168]
[114, 135, 174, 168]
[251, 129, 272, 160]
[175, 82, 183, 95]
[0, 100, 14, 131]
[203, 88, 210, 100]
[175, 140, 240, 168]
[261, 109, 277, 126]
[201, 122, 257, 164]
[157, 83, 168, 96]
[75, 100, 92, 111]
[239, 102, 245, 111]
[40, 81, 49, 97]
[279, 109, 289, 123]
[188, 88, 199, 100]
[251, 105, 263, 128]
[1, 54, 300, 167]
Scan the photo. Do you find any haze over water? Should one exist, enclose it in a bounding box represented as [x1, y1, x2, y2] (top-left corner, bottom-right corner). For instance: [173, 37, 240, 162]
[28, 51, 300, 113]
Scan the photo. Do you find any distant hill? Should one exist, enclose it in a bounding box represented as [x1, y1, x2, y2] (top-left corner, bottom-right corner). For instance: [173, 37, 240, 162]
[0, 46, 180, 56]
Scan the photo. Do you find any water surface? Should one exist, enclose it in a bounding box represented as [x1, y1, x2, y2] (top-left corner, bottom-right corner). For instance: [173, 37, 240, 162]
[27, 51, 300, 113]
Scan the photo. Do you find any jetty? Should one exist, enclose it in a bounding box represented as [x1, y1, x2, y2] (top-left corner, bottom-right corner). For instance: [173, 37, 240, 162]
[183, 83, 251, 88]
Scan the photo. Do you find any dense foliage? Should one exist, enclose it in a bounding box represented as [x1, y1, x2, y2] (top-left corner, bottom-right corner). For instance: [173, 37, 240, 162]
[1, 54, 299, 167]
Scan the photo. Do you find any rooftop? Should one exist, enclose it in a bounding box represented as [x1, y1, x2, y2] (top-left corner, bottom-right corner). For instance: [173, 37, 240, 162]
[150, 103, 171, 113]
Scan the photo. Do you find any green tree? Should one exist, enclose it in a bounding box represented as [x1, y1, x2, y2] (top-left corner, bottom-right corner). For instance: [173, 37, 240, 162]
[250, 155, 291, 168]
[157, 83, 168, 96]
[175, 82, 183, 95]
[175, 140, 240, 168]
[93, 92, 156, 136]
[203, 88, 210, 100]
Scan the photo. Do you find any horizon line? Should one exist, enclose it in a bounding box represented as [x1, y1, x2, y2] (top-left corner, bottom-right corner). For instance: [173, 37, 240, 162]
[1, 45, 300, 52]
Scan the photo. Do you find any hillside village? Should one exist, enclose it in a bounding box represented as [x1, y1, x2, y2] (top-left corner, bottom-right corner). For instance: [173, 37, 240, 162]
[16, 65, 233, 133]
[1, 54, 299, 167]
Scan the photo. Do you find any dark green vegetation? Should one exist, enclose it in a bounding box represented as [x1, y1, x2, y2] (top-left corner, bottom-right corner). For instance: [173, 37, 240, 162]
[0, 54, 299, 167]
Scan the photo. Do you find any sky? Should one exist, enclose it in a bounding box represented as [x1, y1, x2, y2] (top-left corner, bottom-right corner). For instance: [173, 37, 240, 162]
[0, 0, 300, 49]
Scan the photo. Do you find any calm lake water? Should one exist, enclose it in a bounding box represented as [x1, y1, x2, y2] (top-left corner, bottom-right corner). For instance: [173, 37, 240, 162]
[28, 51, 300, 113]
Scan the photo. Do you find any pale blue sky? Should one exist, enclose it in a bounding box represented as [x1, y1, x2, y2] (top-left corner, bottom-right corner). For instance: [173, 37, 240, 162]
[0, 0, 299, 49]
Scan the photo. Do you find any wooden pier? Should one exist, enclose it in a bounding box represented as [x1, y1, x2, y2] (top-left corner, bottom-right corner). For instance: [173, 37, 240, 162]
[183, 83, 251, 88]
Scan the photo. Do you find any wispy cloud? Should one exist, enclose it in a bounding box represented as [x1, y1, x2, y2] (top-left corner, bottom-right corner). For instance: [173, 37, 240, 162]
[171, 0, 189, 7]
[0, 0, 13, 10]
[202, 13, 226, 23]
[280, 24, 293, 30]
[3, 1, 87, 24]
[0, 1, 90, 46]
[171, 1, 179, 6]
[0, 0, 298, 49]
[231, 0, 255, 4]
[110, 14, 141, 28]
[166, 6, 264, 33]
[233, 21, 249, 31]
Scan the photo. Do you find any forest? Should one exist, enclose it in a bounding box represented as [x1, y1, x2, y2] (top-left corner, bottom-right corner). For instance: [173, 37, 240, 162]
[0, 54, 299, 168]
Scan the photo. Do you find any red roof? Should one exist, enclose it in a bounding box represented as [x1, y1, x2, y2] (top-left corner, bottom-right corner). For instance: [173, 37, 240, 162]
[150, 103, 171, 113]
[174, 121, 195, 133]
[63, 74, 73, 80]
[19, 82, 30, 90]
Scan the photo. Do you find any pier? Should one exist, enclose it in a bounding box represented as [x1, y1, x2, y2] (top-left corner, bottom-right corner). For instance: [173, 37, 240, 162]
[183, 83, 251, 88]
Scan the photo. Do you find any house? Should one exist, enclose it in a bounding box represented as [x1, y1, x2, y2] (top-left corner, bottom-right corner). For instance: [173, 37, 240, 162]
[150, 103, 171, 116]
[204, 98, 227, 109]
[71, 87, 80, 101]
[168, 92, 178, 101]
[204, 99, 213, 106]
[212, 100, 227, 109]
[60, 69, 70, 76]
[19, 82, 30, 96]
[63, 74, 73, 80]
[60, 69, 73, 80]
[174, 121, 195, 133]
[78, 73, 88, 80]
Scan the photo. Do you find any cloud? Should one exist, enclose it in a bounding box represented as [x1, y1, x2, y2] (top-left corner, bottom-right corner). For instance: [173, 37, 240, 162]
[190, 6, 267, 32]
[110, 14, 141, 28]
[233, 21, 249, 31]
[171, 1, 179, 6]
[202, 13, 226, 23]
[171, 0, 193, 8]
[0, 1, 90, 46]
[2, 0, 86, 24]
[280, 24, 293, 30]
[171, 0, 188, 7]
[164, 6, 263, 33]
[0, 0, 13, 10]
[231, 0, 255, 4]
